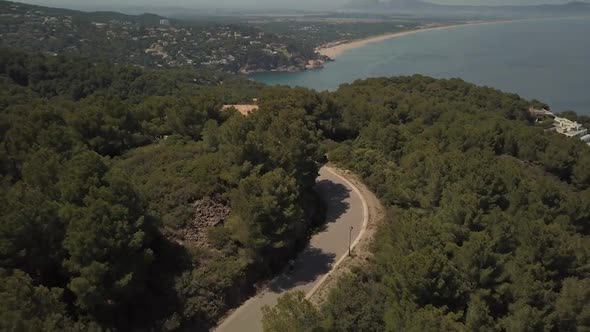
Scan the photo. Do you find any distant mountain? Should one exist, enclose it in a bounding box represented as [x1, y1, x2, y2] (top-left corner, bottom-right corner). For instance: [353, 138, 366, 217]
[345, 0, 590, 18]
[0, 0, 168, 25]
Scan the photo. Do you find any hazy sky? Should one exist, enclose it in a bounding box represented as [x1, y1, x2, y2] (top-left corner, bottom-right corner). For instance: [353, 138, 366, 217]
[20, 0, 573, 10]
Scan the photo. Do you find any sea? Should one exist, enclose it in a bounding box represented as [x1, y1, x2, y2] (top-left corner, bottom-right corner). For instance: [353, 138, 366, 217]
[251, 17, 590, 115]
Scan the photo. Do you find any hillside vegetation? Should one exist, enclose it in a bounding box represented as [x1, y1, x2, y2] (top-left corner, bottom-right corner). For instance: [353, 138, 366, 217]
[263, 77, 590, 332]
[0, 49, 324, 330]
[1, 48, 589, 331]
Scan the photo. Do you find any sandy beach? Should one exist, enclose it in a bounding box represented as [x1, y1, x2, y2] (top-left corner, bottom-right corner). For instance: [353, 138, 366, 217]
[317, 21, 503, 59]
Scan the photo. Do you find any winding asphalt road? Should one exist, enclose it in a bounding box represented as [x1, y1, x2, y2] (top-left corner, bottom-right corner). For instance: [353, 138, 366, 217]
[214, 166, 368, 332]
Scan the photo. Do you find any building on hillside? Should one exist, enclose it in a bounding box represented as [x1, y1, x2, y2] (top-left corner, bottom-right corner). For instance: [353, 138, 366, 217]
[528, 107, 554, 120]
[528, 106, 590, 147]
[160, 19, 170, 26]
[554, 117, 588, 138]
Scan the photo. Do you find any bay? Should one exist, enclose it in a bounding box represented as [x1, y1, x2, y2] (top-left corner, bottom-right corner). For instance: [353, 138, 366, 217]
[251, 17, 590, 115]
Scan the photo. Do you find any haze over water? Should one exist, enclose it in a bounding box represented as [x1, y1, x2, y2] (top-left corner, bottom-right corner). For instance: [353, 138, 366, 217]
[252, 17, 590, 115]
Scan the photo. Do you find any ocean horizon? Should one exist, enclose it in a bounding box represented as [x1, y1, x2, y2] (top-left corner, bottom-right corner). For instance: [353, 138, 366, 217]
[251, 17, 590, 116]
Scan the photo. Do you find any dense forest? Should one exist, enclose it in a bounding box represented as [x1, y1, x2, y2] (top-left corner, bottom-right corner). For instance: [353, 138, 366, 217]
[0, 48, 327, 330]
[1, 47, 589, 332]
[262, 77, 590, 331]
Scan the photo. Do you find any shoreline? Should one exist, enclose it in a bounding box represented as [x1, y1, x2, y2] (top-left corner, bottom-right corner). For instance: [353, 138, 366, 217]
[316, 20, 508, 59]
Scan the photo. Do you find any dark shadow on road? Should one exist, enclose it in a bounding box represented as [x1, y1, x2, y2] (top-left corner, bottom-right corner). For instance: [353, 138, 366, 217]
[268, 246, 336, 293]
[315, 179, 351, 226]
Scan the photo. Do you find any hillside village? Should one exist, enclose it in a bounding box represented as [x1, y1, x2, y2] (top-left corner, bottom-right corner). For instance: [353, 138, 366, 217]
[0, 1, 325, 72]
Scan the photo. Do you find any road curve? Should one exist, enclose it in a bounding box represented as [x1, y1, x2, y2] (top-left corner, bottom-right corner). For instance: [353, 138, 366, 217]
[214, 166, 369, 332]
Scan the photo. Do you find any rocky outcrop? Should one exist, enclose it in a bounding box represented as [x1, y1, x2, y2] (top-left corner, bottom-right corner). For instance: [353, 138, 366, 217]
[239, 64, 305, 74]
[238, 54, 330, 74]
[173, 197, 231, 247]
[305, 59, 325, 70]
[319, 54, 334, 62]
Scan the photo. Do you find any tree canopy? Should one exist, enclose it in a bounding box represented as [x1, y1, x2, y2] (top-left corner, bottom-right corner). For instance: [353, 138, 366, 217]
[0, 49, 320, 330]
[263, 76, 590, 332]
[1, 49, 589, 331]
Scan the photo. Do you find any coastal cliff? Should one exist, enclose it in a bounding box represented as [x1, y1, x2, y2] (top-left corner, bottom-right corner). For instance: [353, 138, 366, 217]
[239, 55, 332, 74]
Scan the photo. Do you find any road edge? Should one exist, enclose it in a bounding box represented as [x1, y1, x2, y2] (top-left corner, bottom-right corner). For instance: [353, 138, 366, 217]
[214, 165, 375, 331]
[304, 165, 370, 300]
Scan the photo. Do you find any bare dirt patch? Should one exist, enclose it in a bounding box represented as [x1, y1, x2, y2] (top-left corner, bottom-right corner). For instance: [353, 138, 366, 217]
[222, 104, 259, 116]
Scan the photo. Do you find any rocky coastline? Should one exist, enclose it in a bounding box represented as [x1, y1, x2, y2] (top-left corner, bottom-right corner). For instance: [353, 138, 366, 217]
[238, 55, 333, 75]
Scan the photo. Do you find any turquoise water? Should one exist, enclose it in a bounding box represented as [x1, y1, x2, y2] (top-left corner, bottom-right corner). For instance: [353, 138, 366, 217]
[251, 18, 590, 115]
